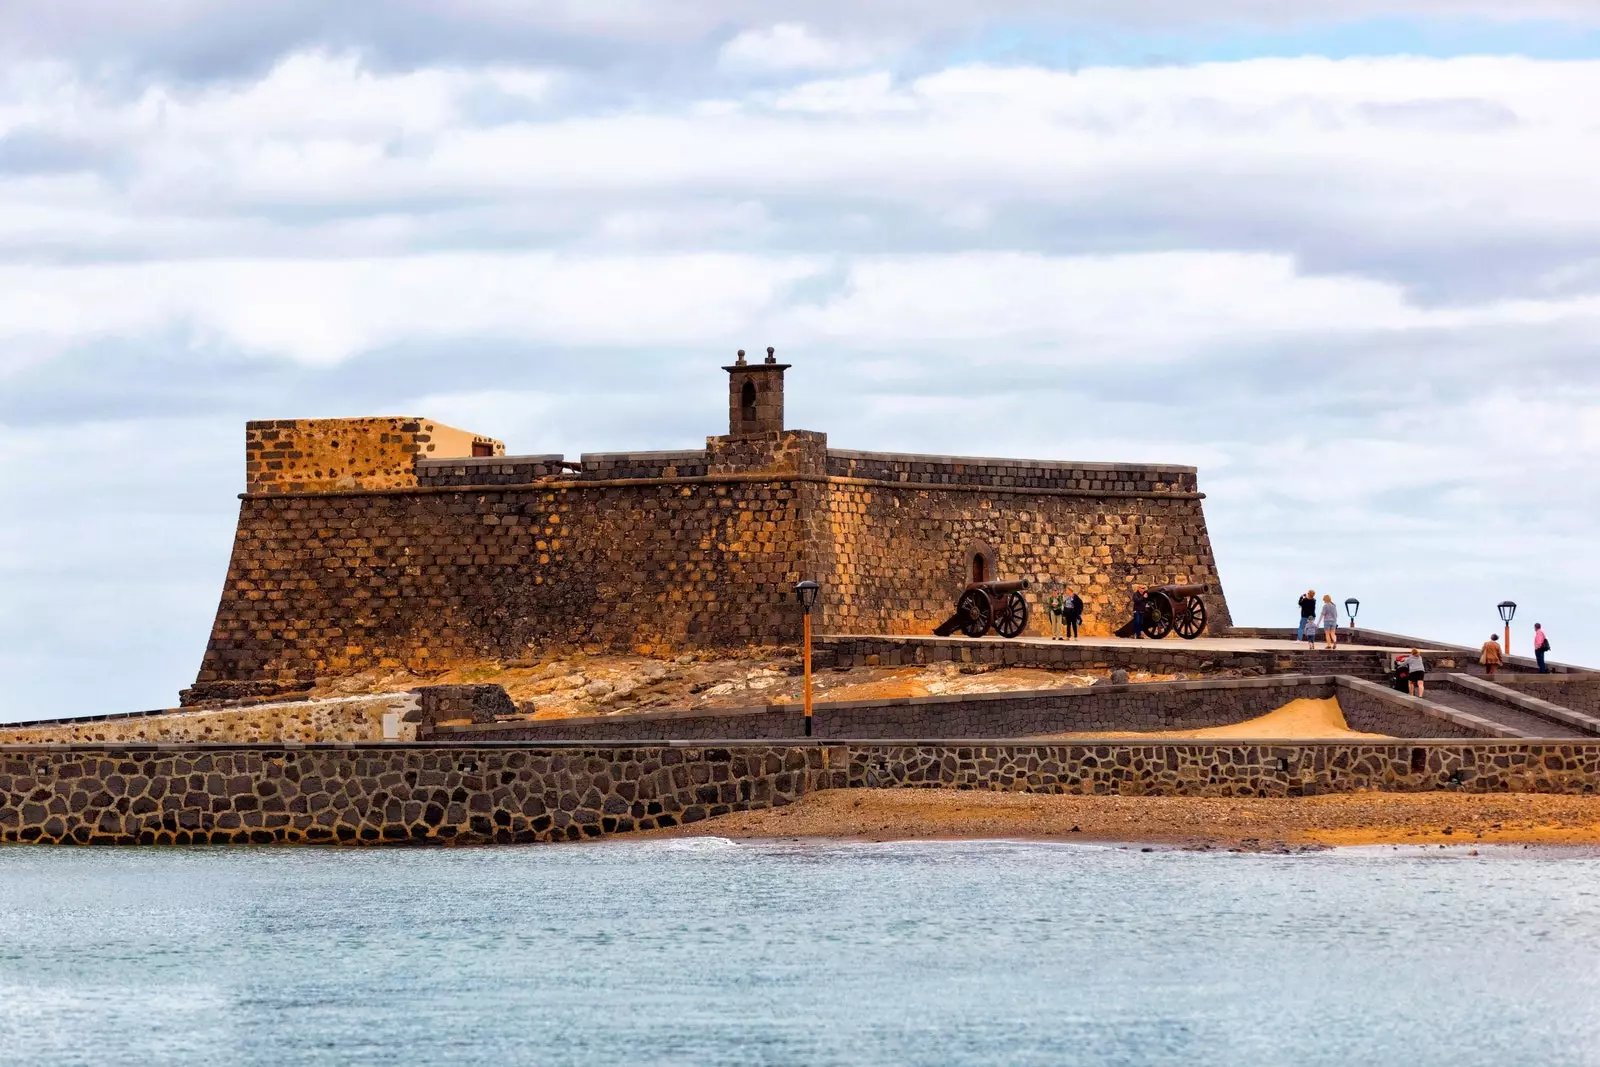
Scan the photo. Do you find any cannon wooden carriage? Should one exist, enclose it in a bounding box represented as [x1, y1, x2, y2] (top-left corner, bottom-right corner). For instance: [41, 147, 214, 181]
[1115, 583, 1208, 640]
[933, 579, 1031, 639]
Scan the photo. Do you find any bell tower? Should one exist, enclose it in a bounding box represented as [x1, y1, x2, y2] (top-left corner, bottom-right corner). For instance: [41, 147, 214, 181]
[723, 347, 790, 436]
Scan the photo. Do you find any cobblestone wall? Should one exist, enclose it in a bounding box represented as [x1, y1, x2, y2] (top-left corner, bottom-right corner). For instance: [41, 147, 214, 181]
[7, 738, 1600, 845]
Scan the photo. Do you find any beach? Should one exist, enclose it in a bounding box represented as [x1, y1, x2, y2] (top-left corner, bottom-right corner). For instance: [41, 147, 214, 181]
[640, 788, 1600, 849]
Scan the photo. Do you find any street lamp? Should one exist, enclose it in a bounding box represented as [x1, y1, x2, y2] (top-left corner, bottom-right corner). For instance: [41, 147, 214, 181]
[1498, 600, 1517, 656]
[1344, 598, 1360, 641]
[795, 580, 821, 737]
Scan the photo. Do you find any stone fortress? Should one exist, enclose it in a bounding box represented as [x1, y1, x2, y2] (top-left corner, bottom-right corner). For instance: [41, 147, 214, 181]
[186, 350, 1232, 704]
[11, 349, 1600, 847]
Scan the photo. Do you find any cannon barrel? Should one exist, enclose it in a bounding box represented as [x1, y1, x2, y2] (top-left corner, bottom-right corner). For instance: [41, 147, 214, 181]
[1154, 583, 1206, 597]
[969, 578, 1029, 595]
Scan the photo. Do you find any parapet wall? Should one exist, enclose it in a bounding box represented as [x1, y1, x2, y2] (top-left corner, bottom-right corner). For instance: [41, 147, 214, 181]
[0, 694, 417, 745]
[246, 417, 503, 495]
[825, 450, 1198, 494]
[7, 738, 1600, 845]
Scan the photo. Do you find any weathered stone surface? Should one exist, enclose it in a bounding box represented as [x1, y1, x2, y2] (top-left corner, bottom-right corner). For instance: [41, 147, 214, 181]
[432, 676, 1501, 743]
[184, 367, 1233, 703]
[5, 738, 1600, 846]
[415, 685, 516, 725]
[0, 693, 417, 746]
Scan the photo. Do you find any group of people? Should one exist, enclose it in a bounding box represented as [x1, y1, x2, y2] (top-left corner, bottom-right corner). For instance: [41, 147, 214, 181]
[1295, 589, 1343, 649]
[1478, 623, 1554, 676]
[1046, 587, 1084, 639]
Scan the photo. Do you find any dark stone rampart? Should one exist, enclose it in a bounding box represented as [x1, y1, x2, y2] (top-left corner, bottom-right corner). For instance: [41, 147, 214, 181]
[7, 737, 1600, 846]
[188, 456, 1232, 702]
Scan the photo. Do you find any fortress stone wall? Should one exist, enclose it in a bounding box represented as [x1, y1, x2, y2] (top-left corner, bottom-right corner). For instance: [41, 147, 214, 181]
[9, 738, 1600, 846]
[185, 355, 1232, 704]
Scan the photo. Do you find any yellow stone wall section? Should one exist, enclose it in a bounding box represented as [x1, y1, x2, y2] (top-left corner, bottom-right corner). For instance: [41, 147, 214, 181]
[244, 417, 504, 495]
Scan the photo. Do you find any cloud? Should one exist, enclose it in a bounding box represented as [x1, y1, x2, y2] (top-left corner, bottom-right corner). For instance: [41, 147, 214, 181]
[5, 29, 1600, 716]
[718, 23, 892, 74]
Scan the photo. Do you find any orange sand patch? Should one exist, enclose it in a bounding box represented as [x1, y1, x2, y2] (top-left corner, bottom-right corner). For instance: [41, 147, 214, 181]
[1036, 696, 1388, 741]
[639, 789, 1600, 849]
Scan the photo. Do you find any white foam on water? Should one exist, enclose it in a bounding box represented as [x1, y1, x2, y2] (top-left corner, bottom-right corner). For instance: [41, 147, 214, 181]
[637, 836, 744, 852]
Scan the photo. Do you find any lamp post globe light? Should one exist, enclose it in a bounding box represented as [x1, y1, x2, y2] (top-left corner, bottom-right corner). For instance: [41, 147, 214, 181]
[1498, 600, 1517, 655]
[1344, 598, 1360, 640]
[795, 581, 821, 737]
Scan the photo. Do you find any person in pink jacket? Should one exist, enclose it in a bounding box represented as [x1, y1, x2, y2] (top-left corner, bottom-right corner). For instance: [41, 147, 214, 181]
[1533, 624, 1551, 673]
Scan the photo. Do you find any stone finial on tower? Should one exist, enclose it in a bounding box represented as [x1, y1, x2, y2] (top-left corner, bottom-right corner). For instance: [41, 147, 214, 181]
[722, 347, 791, 436]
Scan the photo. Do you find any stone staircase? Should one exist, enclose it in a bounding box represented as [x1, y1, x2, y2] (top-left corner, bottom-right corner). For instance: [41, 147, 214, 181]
[1428, 675, 1600, 739]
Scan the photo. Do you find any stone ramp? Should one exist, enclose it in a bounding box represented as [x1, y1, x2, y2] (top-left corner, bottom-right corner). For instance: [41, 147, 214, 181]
[1429, 680, 1587, 739]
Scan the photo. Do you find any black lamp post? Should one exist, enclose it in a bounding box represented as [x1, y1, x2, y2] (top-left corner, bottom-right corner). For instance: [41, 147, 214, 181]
[795, 580, 821, 736]
[1344, 597, 1360, 642]
[1498, 600, 1517, 656]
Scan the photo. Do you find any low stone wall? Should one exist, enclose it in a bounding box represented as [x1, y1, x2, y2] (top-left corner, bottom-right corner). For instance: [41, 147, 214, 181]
[416, 455, 566, 486]
[6, 737, 1600, 845]
[0, 694, 419, 746]
[435, 675, 1501, 743]
[1498, 676, 1600, 717]
[1335, 677, 1509, 738]
[815, 635, 1401, 680]
[823, 450, 1197, 494]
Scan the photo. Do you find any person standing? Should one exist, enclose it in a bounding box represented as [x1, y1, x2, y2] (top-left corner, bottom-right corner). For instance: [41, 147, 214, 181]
[1533, 624, 1551, 673]
[1131, 586, 1148, 639]
[1064, 587, 1083, 640]
[1406, 648, 1427, 698]
[1319, 595, 1339, 650]
[1296, 589, 1317, 643]
[1479, 634, 1504, 678]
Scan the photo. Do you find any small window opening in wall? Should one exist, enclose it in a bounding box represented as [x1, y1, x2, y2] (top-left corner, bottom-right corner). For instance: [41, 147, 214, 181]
[740, 380, 758, 422]
[971, 553, 987, 584]
[1410, 747, 1427, 773]
[472, 442, 494, 457]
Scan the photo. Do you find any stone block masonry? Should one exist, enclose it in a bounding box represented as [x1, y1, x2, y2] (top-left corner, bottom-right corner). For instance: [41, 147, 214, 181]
[246, 418, 503, 495]
[187, 359, 1233, 702]
[8, 738, 1600, 845]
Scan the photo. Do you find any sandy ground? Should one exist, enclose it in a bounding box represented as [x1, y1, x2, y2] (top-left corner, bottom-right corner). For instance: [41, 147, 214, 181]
[307, 653, 1188, 720]
[637, 789, 1600, 849]
[1034, 697, 1388, 741]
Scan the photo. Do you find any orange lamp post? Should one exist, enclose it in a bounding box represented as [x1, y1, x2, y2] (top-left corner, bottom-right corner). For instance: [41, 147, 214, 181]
[795, 580, 821, 737]
[1498, 601, 1517, 656]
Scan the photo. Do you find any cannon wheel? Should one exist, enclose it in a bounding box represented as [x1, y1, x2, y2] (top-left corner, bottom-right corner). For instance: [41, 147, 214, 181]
[993, 590, 1029, 639]
[1144, 592, 1174, 639]
[1173, 594, 1207, 640]
[957, 589, 992, 638]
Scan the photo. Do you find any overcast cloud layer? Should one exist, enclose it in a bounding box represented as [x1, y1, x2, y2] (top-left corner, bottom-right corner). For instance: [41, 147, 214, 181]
[2, 3, 1596, 718]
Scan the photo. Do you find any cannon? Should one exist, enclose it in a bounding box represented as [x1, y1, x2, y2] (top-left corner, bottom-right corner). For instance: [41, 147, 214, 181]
[1115, 583, 1208, 640]
[933, 579, 1031, 639]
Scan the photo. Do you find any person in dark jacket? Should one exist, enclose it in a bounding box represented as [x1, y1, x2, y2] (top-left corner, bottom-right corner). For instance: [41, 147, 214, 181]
[1063, 587, 1083, 639]
[1131, 586, 1148, 639]
[1296, 590, 1317, 643]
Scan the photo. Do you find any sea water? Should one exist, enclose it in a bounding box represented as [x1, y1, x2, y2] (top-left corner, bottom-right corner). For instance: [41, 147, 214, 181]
[2, 840, 1599, 1066]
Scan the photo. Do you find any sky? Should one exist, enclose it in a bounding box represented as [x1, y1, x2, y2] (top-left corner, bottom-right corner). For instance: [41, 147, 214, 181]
[2, 1, 1597, 720]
